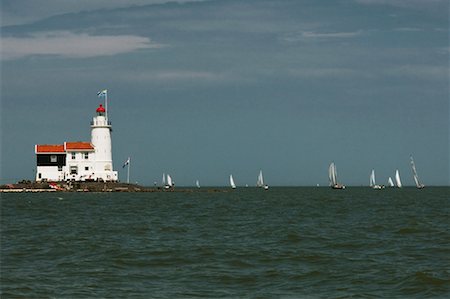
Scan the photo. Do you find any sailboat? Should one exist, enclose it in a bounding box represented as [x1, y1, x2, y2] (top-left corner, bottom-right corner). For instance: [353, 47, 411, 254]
[195, 180, 200, 188]
[229, 174, 236, 189]
[369, 169, 384, 189]
[164, 174, 174, 189]
[395, 170, 402, 188]
[387, 177, 394, 187]
[256, 170, 269, 190]
[329, 162, 345, 189]
[410, 155, 425, 189]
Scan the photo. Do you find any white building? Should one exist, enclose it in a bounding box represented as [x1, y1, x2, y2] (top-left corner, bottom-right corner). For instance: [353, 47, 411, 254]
[35, 104, 118, 182]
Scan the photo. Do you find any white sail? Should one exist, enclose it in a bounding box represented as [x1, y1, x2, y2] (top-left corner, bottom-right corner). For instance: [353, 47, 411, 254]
[329, 162, 345, 189]
[388, 177, 394, 187]
[370, 169, 384, 189]
[196, 180, 200, 188]
[395, 170, 402, 188]
[329, 162, 337, 186]
[413, 172, 420, 187]
[229, 174, 236, 189]
[369, 169, 376, 187]
[256, 170, 264, 187]
[167, 174, 173, 187]
[162, 173, 166, 186]
[410, 156, 424, 188]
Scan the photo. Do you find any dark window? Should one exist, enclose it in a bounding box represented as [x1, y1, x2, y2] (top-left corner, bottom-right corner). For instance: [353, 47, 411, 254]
[38, 173, 42, 179]
[84, 153, 89, 159]
[71, 153, 76, 160]
[70, 166, 78, 175]
[58, 166, 63, 171]
[37, 154, 66, 167]
[85, 167, 89, 171]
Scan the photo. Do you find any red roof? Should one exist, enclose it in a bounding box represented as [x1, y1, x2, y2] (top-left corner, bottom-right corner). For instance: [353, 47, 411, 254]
[96, 104, 106, 113]
[65, 142, 95, 151]
[36, 144, 65, 153]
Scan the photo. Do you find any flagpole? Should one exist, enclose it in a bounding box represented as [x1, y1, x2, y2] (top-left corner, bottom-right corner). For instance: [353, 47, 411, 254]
[105, 90, 108, 123]
[127, 157, 130, 184]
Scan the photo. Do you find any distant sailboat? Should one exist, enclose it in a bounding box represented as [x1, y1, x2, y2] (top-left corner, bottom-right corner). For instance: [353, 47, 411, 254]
[387, 177, 394, 187]
[195, 180, 200, 188]
[369, 169, 384, 189]
[256, 170, 269, 190]
[164, 174, 173, 189]
[229, 174, 236, 189]
[410, 155, 425, 189]
[395, 170, 402, 188]
[329, 162, 345, 189]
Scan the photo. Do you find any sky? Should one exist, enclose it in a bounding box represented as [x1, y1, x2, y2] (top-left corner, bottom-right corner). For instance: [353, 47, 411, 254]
[1, 0, 449, 186]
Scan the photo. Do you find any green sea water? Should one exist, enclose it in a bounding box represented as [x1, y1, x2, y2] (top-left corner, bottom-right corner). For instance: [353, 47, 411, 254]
[1, 187, 449, 298]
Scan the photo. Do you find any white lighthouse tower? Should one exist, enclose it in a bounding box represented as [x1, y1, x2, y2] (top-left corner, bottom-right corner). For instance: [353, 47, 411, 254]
[91, 103, 118, 181]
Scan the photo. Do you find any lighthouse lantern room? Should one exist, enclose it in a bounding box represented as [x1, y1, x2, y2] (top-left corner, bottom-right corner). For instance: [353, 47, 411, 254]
[35, 98, 118, 182]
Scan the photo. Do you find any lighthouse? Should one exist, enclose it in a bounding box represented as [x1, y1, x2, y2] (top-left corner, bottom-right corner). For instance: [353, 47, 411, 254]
[35, 92, 118, 182]
[90, 104, 117, 181]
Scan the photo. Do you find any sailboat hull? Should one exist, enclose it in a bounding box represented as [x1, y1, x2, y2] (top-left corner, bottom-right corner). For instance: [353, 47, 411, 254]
[331, 184, 345, 189]
[372, 185, 385, 190]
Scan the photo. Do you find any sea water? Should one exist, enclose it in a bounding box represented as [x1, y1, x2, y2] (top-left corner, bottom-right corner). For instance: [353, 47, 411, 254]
[1, 187, 449, 298]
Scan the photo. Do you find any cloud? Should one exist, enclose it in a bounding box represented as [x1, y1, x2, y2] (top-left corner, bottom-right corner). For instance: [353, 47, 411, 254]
[1, 31, 163, 60]
[394, 27, 424, 32]
[301, 31, 363, 39]
[282, 30, 363, 43]
[117, 70, 236, 84]
[385, 65, 448, 80]
[437, 47, 450, 55]
[1, 0, 208, 26]
[355, 0, 446, 4]
[354, 0, 448, 11]
[153, 71, 222, 81]
[288, 68, 366, 78]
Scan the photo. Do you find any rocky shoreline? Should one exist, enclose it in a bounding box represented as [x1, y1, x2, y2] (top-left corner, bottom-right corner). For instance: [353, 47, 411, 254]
[0, 180, 223, 193]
